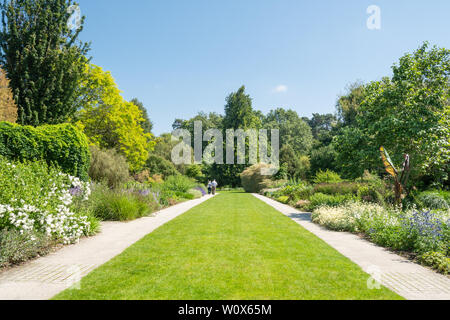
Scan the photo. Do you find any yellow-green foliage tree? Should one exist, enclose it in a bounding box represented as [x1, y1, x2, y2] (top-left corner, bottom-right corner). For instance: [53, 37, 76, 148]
[0, 69, 17, 122]
[76, 64, 155, 171]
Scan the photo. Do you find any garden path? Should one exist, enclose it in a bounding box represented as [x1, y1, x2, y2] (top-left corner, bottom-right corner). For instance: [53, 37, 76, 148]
[0, 195, 215, 300]
[253, 193, 450, 300]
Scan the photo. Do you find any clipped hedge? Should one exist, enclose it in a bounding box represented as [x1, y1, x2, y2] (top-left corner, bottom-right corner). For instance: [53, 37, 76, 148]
[0, 122, 90, 180]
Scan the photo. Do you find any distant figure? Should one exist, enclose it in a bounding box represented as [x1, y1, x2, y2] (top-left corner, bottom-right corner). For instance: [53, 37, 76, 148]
[211, 180, 218, 195]
[207, 180, 212, 195]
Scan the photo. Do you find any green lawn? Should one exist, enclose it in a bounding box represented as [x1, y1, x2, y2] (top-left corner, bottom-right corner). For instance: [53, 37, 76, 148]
[54, 192, 402, 300]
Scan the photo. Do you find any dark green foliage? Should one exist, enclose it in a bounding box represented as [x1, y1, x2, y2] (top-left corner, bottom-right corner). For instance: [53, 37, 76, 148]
[357, 185, 386, 205]
[279, 144, 310, 180]
[336, 81, 365, 127]
[130, 98, 153, 134]
[334, 43, 450, 186]
[185, 164, 205, 183]
[0, 229, 52, 268]
[304, 113, 338, 145]
[146, 154, 180, 178]
[207, 162, 246, 188]
[218, 86, 261, 186]
[0, 0, 90, 125]
[314, 182, 360, 196]
[309, 144, 338, 175]
[357, 171, 393, 205]
[222, 86, 261, 130]
[0, 121, 90, 179]
[88, 146, 130, 188]
[264, 108, 313, 155]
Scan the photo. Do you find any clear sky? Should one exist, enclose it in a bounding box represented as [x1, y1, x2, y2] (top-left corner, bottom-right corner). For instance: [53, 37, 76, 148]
[76, 0, 450, 135]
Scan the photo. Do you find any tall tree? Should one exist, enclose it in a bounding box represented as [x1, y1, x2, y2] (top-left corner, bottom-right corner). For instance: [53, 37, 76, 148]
[336, 81, 365, 127]
[263, 108, 313, 155]
[130, 98, 153, 134]
[0, 68, 16, 122]
[305, 113, 338, 146]
[211, 86, 261, 186]
[222, 86, 261, 130]
[334, 43, 450, 186]
[0, 0, 89, 125]
[76, 64, 154, 172]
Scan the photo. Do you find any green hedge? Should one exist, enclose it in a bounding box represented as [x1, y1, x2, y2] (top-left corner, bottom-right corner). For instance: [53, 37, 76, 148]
[0, 122, 90, 180]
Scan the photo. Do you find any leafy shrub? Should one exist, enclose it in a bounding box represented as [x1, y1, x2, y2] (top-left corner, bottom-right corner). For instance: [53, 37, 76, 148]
[274, 183, 313, 203]
[0, 229, 52, 268]
[419, 252, 450, 274]
[240, 163, 277, 193]
[314, 182, 360, 196]
[416, 191, 450, 210]
[357, 185, 386, 205]
[0, 157, 94, 244]
[277, 196, 289, 204]
[89, 146, 130, 188]
[146, 154, 180, 178]
[163, 175, 196, 193]
[0, 122, 90, 180]
[185, 165, 205, 182]
[307, 193, 355, 211]
[313, 169, 343, 184]
[359, 171, 393, 203]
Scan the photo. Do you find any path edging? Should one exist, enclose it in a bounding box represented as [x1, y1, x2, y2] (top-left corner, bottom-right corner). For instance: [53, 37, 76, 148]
[253, 193, 450, 300]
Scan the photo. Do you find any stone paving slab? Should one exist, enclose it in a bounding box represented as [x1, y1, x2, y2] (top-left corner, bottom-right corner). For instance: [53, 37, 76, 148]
[0, 195, 214, 300]
[253, 193, 450, 300]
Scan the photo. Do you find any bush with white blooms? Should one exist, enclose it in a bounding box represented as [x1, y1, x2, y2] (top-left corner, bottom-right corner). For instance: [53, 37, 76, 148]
[0, 157, 92, 244]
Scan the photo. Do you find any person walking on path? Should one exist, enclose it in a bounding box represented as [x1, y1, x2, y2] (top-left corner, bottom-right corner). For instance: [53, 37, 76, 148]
[207, 181, 212, 195]
[211, 180, 218, 195]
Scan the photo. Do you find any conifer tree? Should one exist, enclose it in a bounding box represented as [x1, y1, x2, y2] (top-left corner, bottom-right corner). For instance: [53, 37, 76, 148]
[0, 0, 89, 125]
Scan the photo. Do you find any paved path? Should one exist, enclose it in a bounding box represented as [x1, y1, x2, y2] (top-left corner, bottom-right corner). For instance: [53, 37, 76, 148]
[0, 195, 214, 300]
[253, 194, 450, 300]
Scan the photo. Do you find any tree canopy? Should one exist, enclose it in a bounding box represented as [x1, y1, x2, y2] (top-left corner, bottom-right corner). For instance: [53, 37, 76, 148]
[76, 64, 155, 172]
[0, 0, 89, 125]
[334, 42, 450, 186]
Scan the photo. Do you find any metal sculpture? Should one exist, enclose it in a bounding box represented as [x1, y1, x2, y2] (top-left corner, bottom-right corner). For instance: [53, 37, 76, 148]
[380, 146, 410, 207]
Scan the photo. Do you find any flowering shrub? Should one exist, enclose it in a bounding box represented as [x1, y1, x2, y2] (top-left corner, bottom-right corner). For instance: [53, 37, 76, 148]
[0, 157, 94, 244]
[312, 202, 450, 273]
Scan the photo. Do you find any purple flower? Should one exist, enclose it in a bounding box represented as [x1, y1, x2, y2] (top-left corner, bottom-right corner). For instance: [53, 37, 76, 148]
[195, 186, 207, 196]
[137, 189, 150, 197]
[152, 191, 160, 202]
[69, 186, 82, 196]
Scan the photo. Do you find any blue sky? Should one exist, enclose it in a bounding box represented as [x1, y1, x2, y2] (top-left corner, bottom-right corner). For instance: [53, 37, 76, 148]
[76, 0, 450, 135]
